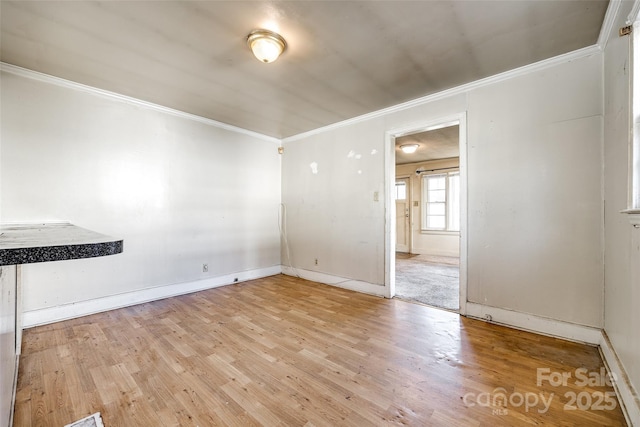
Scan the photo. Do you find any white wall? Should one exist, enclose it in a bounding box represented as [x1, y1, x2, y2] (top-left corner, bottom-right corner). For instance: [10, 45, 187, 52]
[396, 158, 460, 257]
[603, 0, 640, 413]
[283, 53, 604, 327]
[467, 56, 603, 326]
[281, 120, 388, 286]
[0, 70, 282, 317]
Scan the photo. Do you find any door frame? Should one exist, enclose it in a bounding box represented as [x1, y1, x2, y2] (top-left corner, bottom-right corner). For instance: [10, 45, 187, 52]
[394, 176, 412, 253]
[384, 112, 468, 315]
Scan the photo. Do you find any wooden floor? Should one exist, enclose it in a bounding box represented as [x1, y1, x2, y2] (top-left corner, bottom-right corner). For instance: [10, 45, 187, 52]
[14, 274, 627, 426]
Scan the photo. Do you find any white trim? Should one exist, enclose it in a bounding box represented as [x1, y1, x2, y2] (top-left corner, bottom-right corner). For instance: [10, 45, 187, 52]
[419, 230, 460, 236]
[0, 62, 280, 145]
[628, 0, 640, 25]
[283, 45, 601, 143]
[600, 0, 623, 49]
[22, 265, 282, 328]
[601, 112, 607, 329]
[624, 210, 640, 227]
[2, 43, 601, 148]
[15, 265, 22, 356]
[281, 266, 386, 298]
[394, 176, 412, 254]
[465, 302, 603, 345]
[599, 331, 640, 427]
[464, 303, 639, 424]
[632, 19, 640, 211]
[420, 170, 460, 233]
[385, 128, 397, 299]
[409, 248, 460, 258]
[384, 112, 468, 313]
[458, 114, 468, 315]
[9, 357, 18, 427]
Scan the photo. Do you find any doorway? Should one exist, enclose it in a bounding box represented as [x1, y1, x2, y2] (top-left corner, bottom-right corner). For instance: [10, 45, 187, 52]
[385, 114, 467, 314]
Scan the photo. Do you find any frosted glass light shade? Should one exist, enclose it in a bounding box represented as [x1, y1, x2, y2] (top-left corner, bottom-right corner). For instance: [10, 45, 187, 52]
[400, 144, 419, 154]
[247, 29, 287, 63]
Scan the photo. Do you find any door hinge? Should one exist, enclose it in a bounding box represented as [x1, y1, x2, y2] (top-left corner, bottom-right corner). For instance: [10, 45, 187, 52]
[620, 25, 633, 37]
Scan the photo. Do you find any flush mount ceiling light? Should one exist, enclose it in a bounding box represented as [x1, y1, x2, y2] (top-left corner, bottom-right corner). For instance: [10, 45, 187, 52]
[400, 144, 419, 154]
[247, 29, 287, 63]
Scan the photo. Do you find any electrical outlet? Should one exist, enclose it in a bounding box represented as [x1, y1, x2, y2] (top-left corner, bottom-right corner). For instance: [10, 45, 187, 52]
[373, 191, 379, 202]
[202, 263, 208, 273]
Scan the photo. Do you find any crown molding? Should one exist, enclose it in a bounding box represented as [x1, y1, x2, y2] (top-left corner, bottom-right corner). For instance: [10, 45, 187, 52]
[599, 0, 622, 50]
[2, 37, 603, 147]
[0, 62, 281, 144]
[283, 44, 601, 143]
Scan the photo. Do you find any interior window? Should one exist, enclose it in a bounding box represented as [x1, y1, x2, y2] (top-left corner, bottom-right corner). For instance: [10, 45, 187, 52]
[395, 181, 407, 200]
[422, 171, 460, 231]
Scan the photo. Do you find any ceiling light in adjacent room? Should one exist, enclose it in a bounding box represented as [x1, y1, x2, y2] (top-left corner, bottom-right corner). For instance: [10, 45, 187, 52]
[400, 144, 419, 154]
[247, 29, 287, 63]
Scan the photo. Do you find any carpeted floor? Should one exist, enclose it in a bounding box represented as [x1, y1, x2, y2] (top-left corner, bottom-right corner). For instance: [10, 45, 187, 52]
[395, 253, 459, 311]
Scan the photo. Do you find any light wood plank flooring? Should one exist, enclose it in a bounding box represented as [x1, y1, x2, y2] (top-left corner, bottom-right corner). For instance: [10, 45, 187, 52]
[14, 274, 627, 426]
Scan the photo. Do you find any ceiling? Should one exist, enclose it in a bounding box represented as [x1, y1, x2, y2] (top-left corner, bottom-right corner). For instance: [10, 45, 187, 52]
[395, 125, 459, 165]
[0, 1, 609, 139]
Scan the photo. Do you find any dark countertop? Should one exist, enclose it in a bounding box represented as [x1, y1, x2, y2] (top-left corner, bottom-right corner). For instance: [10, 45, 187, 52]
[0, 223, 123, 266]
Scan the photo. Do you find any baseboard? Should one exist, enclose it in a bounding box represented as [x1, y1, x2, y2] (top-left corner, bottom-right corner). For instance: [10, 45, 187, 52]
[599, 331, 640, 427]
[281, 266, 387, 297]
[22, 265, 282, 328]
[465, 302, 602, 345]
[18, 267, 640, 425]
[466, 303, 638, 425]
[410, 249, 460, 257]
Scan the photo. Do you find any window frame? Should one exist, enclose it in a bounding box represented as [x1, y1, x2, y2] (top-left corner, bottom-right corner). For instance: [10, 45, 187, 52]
[394, 180, 408, 201]
[628, 8, 640, 213]
[421, 169, 460, 233]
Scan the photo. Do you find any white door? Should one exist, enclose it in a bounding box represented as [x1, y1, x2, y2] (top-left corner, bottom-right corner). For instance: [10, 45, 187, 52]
[395, 178, 410, 253]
